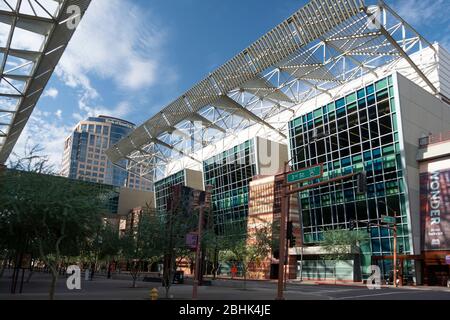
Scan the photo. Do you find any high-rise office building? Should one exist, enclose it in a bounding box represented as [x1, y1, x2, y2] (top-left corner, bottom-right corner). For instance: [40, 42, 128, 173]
[61, 116, 151, 191]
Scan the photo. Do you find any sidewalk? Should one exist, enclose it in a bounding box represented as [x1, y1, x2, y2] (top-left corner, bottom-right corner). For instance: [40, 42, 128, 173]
[287, 279, 450, 292]
[201, 275, 450, 292]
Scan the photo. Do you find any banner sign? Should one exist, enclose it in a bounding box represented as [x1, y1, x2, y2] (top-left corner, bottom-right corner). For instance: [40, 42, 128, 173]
[420, 170, 450, 251]
[186, 233, 198, 250]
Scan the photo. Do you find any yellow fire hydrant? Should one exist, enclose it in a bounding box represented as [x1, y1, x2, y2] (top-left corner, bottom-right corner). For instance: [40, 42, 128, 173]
[150, 288, 159, 300]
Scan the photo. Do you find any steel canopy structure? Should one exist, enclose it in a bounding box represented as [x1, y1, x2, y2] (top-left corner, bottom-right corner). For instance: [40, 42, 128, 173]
[0, 0, 91, 164]
[106, 0, 445, 183]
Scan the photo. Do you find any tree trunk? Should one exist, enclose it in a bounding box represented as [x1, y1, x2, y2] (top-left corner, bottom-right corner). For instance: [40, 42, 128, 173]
[0, 252, 8, 278]
[49, 266, 58, 300]
[243, 268, 247, 290]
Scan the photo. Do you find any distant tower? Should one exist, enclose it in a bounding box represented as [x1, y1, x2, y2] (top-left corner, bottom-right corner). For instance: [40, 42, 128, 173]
[61, 115, 151, 191]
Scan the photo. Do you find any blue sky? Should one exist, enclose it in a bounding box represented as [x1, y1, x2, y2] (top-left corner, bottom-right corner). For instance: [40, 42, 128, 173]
[13, 0, 450, 169]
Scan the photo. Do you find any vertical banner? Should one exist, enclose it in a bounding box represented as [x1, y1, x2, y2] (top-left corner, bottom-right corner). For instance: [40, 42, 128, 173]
[420, 170, 450, 251]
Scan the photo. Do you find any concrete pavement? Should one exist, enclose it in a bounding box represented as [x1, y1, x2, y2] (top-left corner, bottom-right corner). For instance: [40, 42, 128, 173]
[1, 270, 450, 300]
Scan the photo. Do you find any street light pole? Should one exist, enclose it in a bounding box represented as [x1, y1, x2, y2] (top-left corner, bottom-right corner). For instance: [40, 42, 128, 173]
[192, 204, 204, 300]
[276, 132, 329, 300]
[378, 201, 398, 287]
[393, 222, 397, 287]
[277, 161, 289, 300]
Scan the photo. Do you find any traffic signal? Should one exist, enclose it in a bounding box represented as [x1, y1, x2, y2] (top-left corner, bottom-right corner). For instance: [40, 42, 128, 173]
[349, 219, 356, 231]
[399, 245, 404, 254]
[287, 221, 293, 240]
[367, 224, 371, 234]
[357, 171, 367, 194]
[290, 236, 296, 248]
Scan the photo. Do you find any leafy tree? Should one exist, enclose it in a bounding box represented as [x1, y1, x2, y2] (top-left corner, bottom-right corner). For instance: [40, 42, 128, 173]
[203, 229, 227, 280]
[0, 142, 53, 280]
[219, 222, 273, 290]
[90, 222, 122, 279]
[0, 169, 111, 300]
[321, 228, 366, 283]
[160, 207, 198, 299]
[1, 144, 160, 299]
[120, 207, 165, 288]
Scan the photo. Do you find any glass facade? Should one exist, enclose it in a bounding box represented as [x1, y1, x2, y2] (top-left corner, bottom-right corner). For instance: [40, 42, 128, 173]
[154, 170, 185, 214]
[63, 116, 152, 191]
[289, 75, 411, 278]
[203, 139, 257, 235]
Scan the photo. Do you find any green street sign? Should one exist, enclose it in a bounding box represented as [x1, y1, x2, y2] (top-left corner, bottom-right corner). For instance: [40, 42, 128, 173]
[381, 215, 396, 224]
[286, 164, 323, 184]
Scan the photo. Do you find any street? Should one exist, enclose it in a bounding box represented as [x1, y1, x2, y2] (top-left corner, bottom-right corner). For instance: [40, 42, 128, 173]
[1, 271, 449, 300]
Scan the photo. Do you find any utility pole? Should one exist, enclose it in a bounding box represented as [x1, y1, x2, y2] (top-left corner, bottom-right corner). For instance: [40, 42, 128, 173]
[276, 161, 289, 300]
[393, 222, 397, 287]
[192, 186, 212, 300]
[192, 204, 204, 300]
[276, 168, 361, 299]
[378, 201, 398, 287]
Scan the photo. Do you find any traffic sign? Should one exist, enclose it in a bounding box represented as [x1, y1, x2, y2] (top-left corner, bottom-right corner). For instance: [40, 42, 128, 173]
[286, 164, 323, 184]
[446, 255, 450, 265]
[381, 215, 396, 224]
[186, 233, 198, 250]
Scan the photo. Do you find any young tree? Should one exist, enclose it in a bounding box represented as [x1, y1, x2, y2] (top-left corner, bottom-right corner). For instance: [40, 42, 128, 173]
[160, 208, 198, 299]
[219, 222, 273, 290]
[321, 228, 366, 284]
[0, 142, 54, 281]
[0, 170, 110, 299]
[203, 229, 227, 280]
[95, 223, 122, 279]
[120, 208, 164, 288]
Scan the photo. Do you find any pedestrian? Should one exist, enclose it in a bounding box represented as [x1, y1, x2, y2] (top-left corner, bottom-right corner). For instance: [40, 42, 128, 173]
[90, 262, 95, 281]
[107, 262, 112, 279]
[231, 265, 237, 279]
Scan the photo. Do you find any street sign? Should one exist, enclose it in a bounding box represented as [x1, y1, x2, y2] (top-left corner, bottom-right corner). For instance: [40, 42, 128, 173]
[381, 215, 396, 224]
[286, 164, 323, 184]
[446, 255, 450, 265]
[186, 233, 198, 250]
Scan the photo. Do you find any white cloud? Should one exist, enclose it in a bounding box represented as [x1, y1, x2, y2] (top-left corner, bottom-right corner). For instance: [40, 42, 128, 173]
[55, 109, 63, 119]
[391, 0, 448, 26]
[78, 100, 133, 120]
[43, 87, 59, 99]
[13, 110, 72, 171]
[56, 0, 166, 97]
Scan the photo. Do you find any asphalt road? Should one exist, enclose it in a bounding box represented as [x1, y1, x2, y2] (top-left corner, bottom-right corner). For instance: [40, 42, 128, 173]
[1, 271, 449, 300]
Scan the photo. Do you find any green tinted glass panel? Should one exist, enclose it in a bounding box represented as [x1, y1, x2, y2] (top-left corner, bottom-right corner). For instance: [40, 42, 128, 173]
[376, 78, 388, 91]
[346, 93, 356, 104]
[314, 109, 323, 119]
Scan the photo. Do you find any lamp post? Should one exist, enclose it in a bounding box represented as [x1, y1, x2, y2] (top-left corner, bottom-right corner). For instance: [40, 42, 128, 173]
[192, 186, 212, 300]
[378, 200, 398, 287]
[192, 204, 204, 300]
[276, 160, 290, 300]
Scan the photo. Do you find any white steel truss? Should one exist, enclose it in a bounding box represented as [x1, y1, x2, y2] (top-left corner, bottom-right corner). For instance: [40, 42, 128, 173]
[0, 0, 91, 164]
[106, 0, 446, 183]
